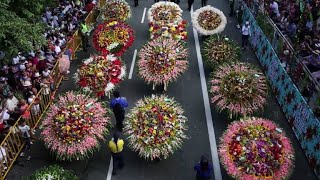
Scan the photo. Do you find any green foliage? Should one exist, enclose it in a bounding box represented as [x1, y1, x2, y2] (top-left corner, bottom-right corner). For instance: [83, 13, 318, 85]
[0, 0, 53, 64]
[6, 0, 54, 22]
[23, 165, 78, 180]
[256, 12, 274, 41]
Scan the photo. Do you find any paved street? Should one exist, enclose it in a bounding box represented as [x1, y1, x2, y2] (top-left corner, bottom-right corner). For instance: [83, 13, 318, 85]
[6, 0, 317, 179]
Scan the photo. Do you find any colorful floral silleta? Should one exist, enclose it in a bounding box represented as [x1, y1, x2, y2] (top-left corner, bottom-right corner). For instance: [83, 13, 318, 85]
[93, 20, 135, 56]
[41, 91, 111, 161]
[192, 5, 227, 35]
[124, 95, 188, 160]
[148, 2, 183, 23]
[219, 118, 295, 180]
[202, 34, 240, 68]
[100, 0, 131, 22]
[74, 55, 126, 97]
[138, 38, 188, 86]
[149, 20, 187, 41]
[210, 62, 267, 118]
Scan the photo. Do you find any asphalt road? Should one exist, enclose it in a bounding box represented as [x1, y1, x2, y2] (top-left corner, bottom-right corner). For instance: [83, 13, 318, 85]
[6, 0, 317, 179]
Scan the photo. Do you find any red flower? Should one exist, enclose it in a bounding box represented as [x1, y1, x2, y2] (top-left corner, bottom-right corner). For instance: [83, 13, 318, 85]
[113, 60, 121, 65]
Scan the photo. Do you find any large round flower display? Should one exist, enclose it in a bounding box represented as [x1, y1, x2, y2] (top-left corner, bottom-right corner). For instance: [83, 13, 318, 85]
[219, 118, 295, 180]
[192, 5, 227, 35]
[75, 55, 126, 97]
[100, 0, 132, 22]
[25, 165, 78, 180]
[202, 34, 240, 68]
[93, 20, 134, 56]
[41, 91, 111, 161]
[210, 62, 267, 118]
[138, 38, 188, 85]
[124, 95, 188, 160]
[149, 20, 188, 41]
[148, 2, 183, 23]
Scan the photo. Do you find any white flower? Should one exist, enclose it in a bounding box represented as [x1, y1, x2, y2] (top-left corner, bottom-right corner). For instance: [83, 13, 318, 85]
[147, 2, 183, 22]
[191, 5, 227, 35]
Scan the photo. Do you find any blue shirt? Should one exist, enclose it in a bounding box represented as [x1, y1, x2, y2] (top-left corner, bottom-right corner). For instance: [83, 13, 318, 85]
[110, 97, 128, 109]
[194, 163, 213, 178]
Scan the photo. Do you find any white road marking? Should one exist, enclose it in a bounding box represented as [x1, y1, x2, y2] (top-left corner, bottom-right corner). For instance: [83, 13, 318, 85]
[129, 49, 138, 79]
[191, 6, 222, 180]
[106, 157, 113, 180]
[141, 8, 147, 23]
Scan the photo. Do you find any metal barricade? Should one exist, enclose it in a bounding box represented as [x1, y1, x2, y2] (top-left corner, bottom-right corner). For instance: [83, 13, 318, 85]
[0, 8, 99, 178]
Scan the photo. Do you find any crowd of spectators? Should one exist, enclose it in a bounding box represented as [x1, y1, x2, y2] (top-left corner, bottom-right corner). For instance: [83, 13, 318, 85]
[0, 0, 97, 142]
[263, 0, 320, 81]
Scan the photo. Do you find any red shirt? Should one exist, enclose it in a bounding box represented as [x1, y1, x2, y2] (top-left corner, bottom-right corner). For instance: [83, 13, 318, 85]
[85, 3, 94, 12]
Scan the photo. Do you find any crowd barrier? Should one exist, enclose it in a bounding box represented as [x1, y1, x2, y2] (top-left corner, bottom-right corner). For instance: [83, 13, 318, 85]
[242, 4, 320, 178]
[0, 7, 100, 179]
[246, 2, 320, 113]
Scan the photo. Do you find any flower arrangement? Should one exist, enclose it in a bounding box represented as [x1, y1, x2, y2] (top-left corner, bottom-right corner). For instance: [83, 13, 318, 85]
[124, 95, 188, 160]
[93, 20, 135, 56]
[74, 55, 126, 97]
[41, 91, 111, 161]
[192, 5, 227, 35]
[148, 2, 183, 23]
[219, 117, 295, 180]
[24, 165, 78, 180]
[138, 38, 188, 85]
[100, 0, 132, 22]
[210, 62, 267, 118]
[202, 34, 240, 68]
[149, 20, 188, 41]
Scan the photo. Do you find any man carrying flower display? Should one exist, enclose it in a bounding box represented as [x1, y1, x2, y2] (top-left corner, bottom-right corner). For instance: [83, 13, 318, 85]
[108, 131, 125, 175]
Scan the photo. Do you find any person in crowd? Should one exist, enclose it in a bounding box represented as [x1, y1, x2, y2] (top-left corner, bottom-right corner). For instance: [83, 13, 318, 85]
[108, 131, 125, 175]
[241, 21, 251, 49]
[18, 99, 30, 120]
[80, 22, 90, 52]
[269, 0, 280, 19]
[134, 0, 139, 7]
[201, 0, 207, 7]
[229, 0, 235, 17]
[0, 77, 11, 98]
[18, 119, 32, 161]
[188, 0, 194, 11]
[194, 155, 213, 180]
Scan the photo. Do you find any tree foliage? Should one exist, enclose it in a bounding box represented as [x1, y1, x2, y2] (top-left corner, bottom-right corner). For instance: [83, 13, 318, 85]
[0, 0, 54, 64]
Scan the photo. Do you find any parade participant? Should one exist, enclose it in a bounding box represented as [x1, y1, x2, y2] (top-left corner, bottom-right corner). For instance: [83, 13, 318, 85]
[108, 131, 125, 175]
[194, 155, 213, 180]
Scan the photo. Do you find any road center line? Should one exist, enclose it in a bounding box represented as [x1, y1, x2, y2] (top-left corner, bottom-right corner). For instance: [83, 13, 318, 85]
[106, 157, 113, 180]
[141, 7, 147, 23]
[191, 6, 222, 180]
[129, 49, 138, 79]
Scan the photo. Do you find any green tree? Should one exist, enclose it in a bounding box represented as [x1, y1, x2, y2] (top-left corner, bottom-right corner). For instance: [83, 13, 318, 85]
[0, 0, 53, 64]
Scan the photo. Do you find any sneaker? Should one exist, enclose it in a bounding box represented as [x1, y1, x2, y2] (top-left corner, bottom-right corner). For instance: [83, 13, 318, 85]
[236, 24, 240, 29]
[27, 156, 31, 161]
[30, 141, 33, 145]
[20, 152, 24, 157]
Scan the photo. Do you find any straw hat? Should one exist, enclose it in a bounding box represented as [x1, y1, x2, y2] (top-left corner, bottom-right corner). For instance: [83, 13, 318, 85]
[39, 56, 46, 61]
[23, 80, 32, 87]
[34, 72, 41, 77]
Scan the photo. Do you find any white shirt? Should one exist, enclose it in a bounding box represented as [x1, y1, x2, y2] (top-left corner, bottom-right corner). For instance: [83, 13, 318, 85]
[5, 96, 19, 111]
[242, 25, 251, 35]
[42, 70, 51, 77]
[55, 45, 61, 54]
[12, 57, 20, 65]
[0, 109, 10, 121]
[18, 125, 30, 138]
[270, 2, 279, 15]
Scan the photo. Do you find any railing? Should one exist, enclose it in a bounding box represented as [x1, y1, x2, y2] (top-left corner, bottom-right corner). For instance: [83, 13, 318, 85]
[242, 3, 320, 178]
[245, 2, 320, 112]
[0, 8, 99, 179]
